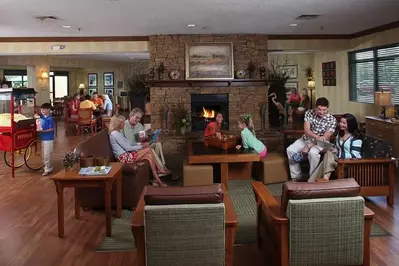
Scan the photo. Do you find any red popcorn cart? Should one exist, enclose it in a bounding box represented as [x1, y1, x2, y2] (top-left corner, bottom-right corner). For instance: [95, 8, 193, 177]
[0, 88, 44, 177]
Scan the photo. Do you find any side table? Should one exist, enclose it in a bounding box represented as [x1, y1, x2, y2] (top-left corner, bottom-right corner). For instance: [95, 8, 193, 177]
[51, 162, 124, 238]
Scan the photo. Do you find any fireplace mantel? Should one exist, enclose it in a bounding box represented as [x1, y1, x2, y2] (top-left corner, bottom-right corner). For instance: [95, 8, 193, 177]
[146, 79, 268, 88]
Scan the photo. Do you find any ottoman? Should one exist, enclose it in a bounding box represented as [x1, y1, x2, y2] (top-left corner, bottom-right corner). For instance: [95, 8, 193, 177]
[183, 161, 213, 186]
[253, 152, 289, 185]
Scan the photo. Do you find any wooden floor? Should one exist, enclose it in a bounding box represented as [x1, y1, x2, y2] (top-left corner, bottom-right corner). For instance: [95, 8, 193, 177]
[0, 120, 398, 266]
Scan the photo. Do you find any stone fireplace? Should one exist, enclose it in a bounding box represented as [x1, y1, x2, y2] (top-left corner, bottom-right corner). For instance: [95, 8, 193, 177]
[150, 82, 269, 133]
[191, 93, 229, 131]
[148, 34, 269, 133]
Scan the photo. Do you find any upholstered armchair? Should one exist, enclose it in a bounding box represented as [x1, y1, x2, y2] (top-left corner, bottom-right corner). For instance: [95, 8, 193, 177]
[252, 179, 374, 266]
[131, 184, 238, 266]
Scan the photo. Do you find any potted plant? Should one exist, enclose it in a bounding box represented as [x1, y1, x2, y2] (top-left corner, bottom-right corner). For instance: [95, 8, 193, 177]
[171, 101, 191, 135]
[247, 60, 256, 79]
[127, 73, 149, 111]
[304, 66, 314, 81]
[62, 151, 78, 171]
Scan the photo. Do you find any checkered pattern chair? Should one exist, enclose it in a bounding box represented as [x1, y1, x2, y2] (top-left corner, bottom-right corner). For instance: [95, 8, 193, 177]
[143, 185, 225, 266]
[252, 178, 374, 266]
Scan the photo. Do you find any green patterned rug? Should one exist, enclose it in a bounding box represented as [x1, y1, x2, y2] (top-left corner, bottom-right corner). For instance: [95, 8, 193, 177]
[97, 180, 390, 252]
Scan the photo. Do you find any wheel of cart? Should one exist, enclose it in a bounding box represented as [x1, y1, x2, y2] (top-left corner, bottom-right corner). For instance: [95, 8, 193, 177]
[4, 148, 28, 168]
[24, 139, 44, 170]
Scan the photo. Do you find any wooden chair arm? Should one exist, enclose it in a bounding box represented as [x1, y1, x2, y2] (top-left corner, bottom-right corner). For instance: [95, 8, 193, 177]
[281, 129, 304, 135]
[335, 158, 396, 165]
[364, 206, 374, 220]
[251, 181, 288, 224]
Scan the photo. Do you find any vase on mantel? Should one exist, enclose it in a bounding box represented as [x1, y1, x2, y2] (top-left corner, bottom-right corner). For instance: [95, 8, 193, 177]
[180, 126, 187, 135]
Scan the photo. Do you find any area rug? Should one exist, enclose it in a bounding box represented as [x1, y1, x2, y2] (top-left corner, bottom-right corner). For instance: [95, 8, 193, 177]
[97, 180, 390, 252]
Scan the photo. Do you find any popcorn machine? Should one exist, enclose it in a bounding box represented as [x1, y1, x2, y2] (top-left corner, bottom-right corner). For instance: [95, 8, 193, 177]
[0, 88, 44, 177]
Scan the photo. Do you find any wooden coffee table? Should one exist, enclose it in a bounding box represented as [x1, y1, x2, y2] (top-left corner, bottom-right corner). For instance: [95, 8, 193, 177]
[131, 184, 238, 266]
[51, 162, 123, 238]
[187, 141, 260, 190]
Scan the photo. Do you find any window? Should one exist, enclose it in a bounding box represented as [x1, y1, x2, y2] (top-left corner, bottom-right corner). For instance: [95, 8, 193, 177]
[49, 71, 69, 102]
[4, 70, 28, 88]
[349, 44, 399, 104]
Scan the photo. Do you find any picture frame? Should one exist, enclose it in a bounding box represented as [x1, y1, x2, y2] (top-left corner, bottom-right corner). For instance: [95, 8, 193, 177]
[278, 65, 298, 79]
[185, 43, 234, 80]
[88, 73, 97, 87]
[103, 72, 114, 87]
[88, 88, 97, 96]
[322, 61, 336, 87]
[104, 88, 114, 96]
[285, 81, 298, 98]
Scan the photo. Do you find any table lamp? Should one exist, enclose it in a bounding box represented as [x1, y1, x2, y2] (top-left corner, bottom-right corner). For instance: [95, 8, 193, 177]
[78, 83, 85, 89]
[375, 90, 392, 120]
[308, 80, 316, 109]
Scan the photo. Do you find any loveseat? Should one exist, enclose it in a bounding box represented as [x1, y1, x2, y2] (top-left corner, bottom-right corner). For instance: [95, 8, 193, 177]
[73, 129, 151, 209]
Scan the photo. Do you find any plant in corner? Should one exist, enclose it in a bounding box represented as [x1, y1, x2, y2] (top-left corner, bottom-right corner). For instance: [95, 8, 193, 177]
[127, 73, 149, 111]
[247, 60, 256, 79]
[171, 100, 191, 135]
[62, 151, 78, 171]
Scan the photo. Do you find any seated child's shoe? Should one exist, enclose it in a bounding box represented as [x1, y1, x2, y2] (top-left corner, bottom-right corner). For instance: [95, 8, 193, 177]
[42, 172, 50, 176]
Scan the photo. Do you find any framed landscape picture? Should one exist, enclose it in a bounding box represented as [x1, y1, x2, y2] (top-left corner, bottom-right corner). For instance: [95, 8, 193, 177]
[88, 73, 97, 87]
[278, 65, 298, 79]
[185, 43, 234, 80]
[103, 72, 114, 87]
[285, 81, 298, 98]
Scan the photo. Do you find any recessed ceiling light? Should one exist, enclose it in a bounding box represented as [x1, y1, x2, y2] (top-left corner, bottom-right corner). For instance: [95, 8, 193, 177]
[130, 57, 135, 59]
[186, 24, 196, 27]
[289, 23, 298, 27]
[61, 25, 71, 28]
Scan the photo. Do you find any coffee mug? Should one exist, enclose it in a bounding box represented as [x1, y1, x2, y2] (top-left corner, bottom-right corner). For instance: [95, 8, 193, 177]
[80, 155, 95, 167]
[95, 156, 110, 166]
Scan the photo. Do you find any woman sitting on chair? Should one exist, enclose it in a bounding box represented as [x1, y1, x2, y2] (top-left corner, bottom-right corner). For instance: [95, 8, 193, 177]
[309, 113, 362, 182]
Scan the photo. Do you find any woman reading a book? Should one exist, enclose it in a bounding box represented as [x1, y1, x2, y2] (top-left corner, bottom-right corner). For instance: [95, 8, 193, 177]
[108, 114, 170, 187]
[204, 113, 223, 138]
[309, 113, 362, 182]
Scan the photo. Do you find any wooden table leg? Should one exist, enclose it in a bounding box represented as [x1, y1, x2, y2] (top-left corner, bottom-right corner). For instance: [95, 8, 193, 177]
[74, 188, 81, 219]
[116, 177, 122, 218]
[221, 163, 229, 190]
[104, 181, 112, 237]
[55, 181, 65, 238]
[225, 226, 238, 266]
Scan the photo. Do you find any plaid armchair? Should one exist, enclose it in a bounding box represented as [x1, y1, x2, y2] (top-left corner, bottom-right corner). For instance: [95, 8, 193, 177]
[252, 179, 374, 266]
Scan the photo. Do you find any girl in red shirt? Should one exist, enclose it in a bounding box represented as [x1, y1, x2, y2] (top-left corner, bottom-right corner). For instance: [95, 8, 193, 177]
[204, 113, 223, 138]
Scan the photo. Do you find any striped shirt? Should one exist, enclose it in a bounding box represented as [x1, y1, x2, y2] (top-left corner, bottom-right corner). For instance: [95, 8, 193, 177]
[335, 135, 362, 159]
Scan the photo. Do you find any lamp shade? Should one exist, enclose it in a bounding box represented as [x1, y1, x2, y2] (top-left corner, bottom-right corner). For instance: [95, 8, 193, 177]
[375, 91, 392, 106]
[78, 83, 85, 89]
[308, 80, 315, 88]
[41, 71, 49, 79]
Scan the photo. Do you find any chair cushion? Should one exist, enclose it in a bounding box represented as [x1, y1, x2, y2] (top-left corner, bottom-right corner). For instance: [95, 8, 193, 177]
[144, 184, 223, 205]
[281, 178, 360, 213]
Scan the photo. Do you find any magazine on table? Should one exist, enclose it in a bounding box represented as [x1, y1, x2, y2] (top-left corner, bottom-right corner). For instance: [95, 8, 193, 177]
[79, 166, 112, 176]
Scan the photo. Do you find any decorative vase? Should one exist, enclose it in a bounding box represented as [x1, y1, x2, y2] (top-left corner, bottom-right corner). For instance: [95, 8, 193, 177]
[180, 126, 186, 135]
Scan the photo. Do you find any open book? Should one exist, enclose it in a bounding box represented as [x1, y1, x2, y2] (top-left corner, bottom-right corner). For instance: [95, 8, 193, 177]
[309, 137, 335, 150]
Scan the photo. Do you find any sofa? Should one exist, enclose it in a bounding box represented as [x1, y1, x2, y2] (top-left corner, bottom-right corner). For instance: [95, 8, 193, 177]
[73, 129, 151, 209]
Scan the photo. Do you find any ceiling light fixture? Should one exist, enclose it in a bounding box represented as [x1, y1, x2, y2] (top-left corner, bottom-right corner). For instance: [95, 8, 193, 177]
[186, 24, 196, 27]
[61, 25, 71, 28]
[289, 23, 298, 27]
[51, 45, 66, 50]
[130, 57, 135, 59]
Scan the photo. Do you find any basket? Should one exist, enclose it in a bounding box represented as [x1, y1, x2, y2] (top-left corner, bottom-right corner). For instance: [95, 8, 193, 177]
[204, 134, 237, 150]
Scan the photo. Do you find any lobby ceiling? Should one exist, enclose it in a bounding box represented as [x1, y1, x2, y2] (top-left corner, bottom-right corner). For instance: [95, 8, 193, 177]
[1, 0, 398, 37]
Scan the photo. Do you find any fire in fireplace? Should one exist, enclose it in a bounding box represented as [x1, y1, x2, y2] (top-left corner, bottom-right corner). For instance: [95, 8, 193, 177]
[191, 94, 229, 131]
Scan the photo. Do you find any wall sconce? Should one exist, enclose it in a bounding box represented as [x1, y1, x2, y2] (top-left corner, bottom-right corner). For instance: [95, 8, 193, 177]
[40, 71, 49, 80]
